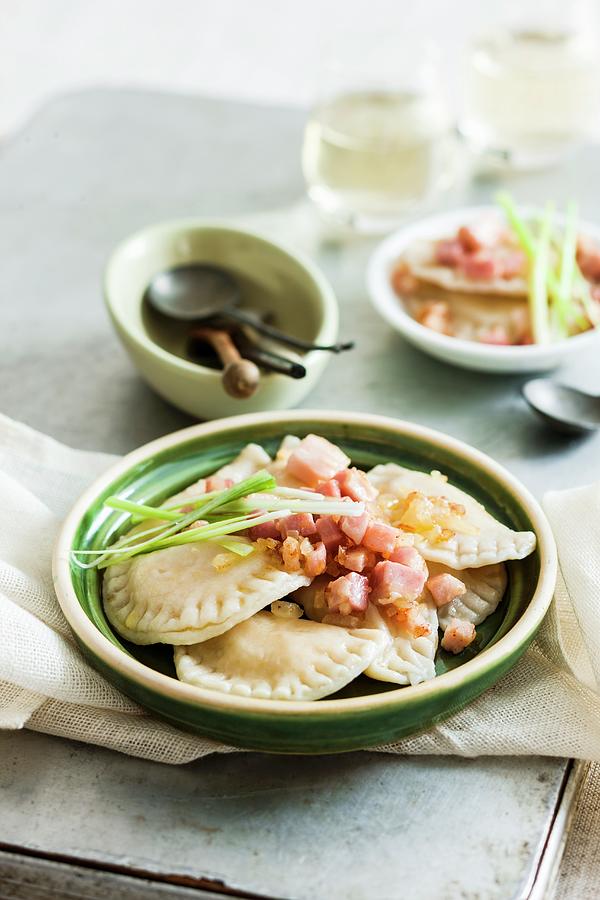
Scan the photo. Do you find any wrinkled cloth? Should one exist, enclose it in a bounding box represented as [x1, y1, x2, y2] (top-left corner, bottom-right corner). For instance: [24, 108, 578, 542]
[0, 413, 599, 764]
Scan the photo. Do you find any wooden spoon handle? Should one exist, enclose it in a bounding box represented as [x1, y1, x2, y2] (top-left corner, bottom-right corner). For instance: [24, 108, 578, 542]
[190, 327, 260, 399]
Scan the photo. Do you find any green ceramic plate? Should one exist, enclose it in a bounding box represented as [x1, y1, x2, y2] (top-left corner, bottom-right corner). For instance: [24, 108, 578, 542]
[53, 411, 557, 753]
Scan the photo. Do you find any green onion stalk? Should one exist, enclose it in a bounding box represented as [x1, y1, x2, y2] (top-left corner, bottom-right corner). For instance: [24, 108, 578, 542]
[72, 470, 365, 571]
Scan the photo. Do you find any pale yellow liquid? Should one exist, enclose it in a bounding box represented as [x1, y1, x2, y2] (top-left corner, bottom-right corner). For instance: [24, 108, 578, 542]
[465, 30, 600, 166]
[302, 90, 452, 230]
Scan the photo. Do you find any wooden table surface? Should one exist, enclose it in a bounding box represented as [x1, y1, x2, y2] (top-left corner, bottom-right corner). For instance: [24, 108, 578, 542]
[0, 88, 599, 900]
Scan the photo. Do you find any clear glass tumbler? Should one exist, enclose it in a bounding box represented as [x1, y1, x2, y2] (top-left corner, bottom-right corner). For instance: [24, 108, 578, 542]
[461, 0, 600, 169]
[302, 41, 456, 234]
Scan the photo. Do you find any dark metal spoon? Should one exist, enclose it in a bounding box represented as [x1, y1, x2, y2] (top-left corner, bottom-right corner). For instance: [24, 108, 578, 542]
[145, 264, 354, 353]
[522, 379, 600, 435]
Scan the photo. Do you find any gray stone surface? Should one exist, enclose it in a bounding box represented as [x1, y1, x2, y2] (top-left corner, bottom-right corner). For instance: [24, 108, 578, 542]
[0, 731, 570, 900]
[0, 88, 595, 898]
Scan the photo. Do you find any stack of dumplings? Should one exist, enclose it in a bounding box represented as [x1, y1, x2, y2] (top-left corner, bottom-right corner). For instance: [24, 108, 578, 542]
[103, 436, 536, 701]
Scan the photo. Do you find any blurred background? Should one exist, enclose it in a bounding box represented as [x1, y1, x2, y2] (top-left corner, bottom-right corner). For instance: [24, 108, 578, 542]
[4, 0, 599, 134]
[3, 0, 485, 132]
[6, 0, 600, 233]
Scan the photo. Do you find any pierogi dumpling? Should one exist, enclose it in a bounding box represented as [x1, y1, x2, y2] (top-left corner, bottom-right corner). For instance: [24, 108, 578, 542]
[103, 541, 310, 646]
[266, 435, 303, 488]
[173, 612, 385, 700]
[169, 443, 272, 506]
[401, 238, 528, 297]
[426, 562, 507, 631]
[212, 443, 272, 483]
[295, 578, 438, 687]
[367, 464, 536, 570]
[362, 601, 438, 686]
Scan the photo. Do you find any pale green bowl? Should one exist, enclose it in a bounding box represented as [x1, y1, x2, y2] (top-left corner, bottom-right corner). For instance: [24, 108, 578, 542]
[104, 220, 339, 419]
[53, 411, 557, 754]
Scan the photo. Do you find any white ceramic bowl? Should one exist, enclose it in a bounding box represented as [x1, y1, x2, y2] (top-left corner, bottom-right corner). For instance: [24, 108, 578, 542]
[367, 206, 600, 373]
[104, 220, 341, 419]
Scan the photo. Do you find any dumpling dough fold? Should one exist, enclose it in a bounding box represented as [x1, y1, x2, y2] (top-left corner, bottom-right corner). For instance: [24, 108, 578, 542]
[367, 463, 536, 569]
[174, 612, 385, 700]
[426, 562, 507, 631]
[295, 578, 438, 687]
[103, 541, 310, 646]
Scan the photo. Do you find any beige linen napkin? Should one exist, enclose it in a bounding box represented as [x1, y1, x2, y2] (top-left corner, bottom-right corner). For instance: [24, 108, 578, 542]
[1, 413, 599, 763]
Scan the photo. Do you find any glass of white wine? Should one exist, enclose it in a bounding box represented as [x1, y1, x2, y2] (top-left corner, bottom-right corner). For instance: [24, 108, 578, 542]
[459, 0, 600, 170]
[302, 40, 456, 234]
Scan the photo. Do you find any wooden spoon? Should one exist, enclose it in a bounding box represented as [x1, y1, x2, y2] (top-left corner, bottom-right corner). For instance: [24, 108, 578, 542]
[190, 327, 260, 399]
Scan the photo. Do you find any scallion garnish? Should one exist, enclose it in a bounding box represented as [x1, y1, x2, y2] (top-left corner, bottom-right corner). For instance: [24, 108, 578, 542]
[104, 497, 181, 522]
[212, 536, 255, 557]
[495, 192, 600, 344]
[71, 467, 366, 572]
[529, 203, 553, 345]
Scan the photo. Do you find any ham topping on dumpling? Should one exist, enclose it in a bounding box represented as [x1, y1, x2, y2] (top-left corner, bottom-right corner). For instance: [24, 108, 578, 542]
[278, 513, 317, 539]
[335, 467, 378, 502]
[340, 510, 369, 544]
[326, 572, 370, 615]
[316, 516, 347, 554]
[370, 560, 427, 605]
[441, 618, 476, 654]
[362, 522, 401, 555]
[286, 434, 350, 487]
[426, 572, 467, 608]
[337, 545, 376, 574]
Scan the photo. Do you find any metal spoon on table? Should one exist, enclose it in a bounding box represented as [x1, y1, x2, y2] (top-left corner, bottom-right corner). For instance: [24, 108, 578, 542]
[522, 379, 600, 435]
[145, 264, 354, 353]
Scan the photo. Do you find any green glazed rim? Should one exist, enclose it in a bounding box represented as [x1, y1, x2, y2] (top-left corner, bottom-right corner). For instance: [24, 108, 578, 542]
[52, 411, 557, 746]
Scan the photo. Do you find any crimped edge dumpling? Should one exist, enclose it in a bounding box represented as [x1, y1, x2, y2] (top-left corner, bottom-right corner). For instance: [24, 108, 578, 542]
[103, 541, 310, 646]
[427, 562, 507, 630]
[367, 463, 536, 569]
[174, 612, 386, 700]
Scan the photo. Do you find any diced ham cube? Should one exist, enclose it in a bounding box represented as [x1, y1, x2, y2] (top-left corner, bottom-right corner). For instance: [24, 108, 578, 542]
[286, 434, 350, 487]
[337, 545, 376, 573]
[206, 476, 234, 492]
[315, 516, 346, 555]
[370, 560, 427, 603]
[278, 513, 317, 539]
[389, 545, 428, 575]
[340, 510, 370, 545]
[441, 618, 476, 654]
[315, 478, 342, 498]
[435, 238, 464, 268]
[363, 522, 401, 555]
[303, 541, 327, 577]
[427, 573, 467, 608]
[457, 225, 482, 253]
[247, 520, 281, 541]
[459, 251, 499, 281]
[335, 467, 379, 502]
[326, 572, 370, 614]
